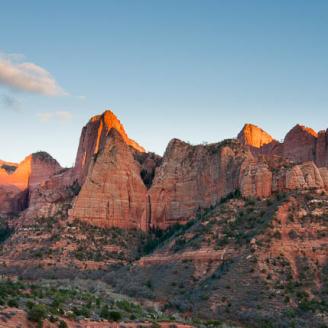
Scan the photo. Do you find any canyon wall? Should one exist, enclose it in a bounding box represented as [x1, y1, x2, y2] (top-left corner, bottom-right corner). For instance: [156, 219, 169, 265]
[2, 110, 328, 232]
[69, 128, 148, 229]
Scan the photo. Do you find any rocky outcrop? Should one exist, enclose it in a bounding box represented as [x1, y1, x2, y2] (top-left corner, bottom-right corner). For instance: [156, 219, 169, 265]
[238, 123, 274, 148]
[0, 152, 61, 214]
[240, 160, 328, 198]
[25, 168, 78, 219]
[69, 129, 148, 230]
[239, 124, 328, 168]
[283, 124, 317, 164]
[316, 129, 328, 167]
[239, 162, 273, 198]
[22, 110, 148, 221]
[74, 110, 145, 183]
[285, 161, 326, 191]
[147, 139, 252, 229]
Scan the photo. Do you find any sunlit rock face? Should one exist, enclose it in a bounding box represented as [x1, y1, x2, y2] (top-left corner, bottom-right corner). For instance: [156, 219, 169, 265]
[238, 123, 274, 148]
[74, 110, 145, 184]
[0, 152, 61, 214]
[0, 160, 18, 174]
[69, 128, 148, 230]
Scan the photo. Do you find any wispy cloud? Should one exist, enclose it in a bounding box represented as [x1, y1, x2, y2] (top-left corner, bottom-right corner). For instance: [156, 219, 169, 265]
[37, 111, 73, 123]
[0, 52, 67, 96]
[0, 94, 21, 111]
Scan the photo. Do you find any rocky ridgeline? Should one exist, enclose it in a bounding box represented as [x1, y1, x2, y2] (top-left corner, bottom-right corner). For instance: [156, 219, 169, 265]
[1, 110, 328, 231]
[238, 123, 328, 166]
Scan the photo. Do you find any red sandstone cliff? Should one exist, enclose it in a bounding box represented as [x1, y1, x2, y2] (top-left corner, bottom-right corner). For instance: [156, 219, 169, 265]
[74, 110, 145, 183]
[146, 139, 252, 229]
[69, 128, 148, 230]
[239, 123, 328, 167]
[0, 152, 61, 214]
[237, 123, 274, 148]
[283, 124, 318, 163]
[3, 110, 328, 232]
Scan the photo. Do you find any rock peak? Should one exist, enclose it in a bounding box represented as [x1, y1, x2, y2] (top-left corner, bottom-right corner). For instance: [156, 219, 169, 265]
[74, 109, 145, 183]
[289, 124, 318, 138]
[238, 123, 274, 148]
[89, 109, 145, 153]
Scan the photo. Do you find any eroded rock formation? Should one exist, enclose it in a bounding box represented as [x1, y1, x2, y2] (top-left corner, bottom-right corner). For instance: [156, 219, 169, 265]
[0, 152, 61, 214]
[69, 129, 148, 229]
[2, 110, 328, 231]
[238, 123, 274, 148]
[283, 124, 317, 164]
[74, 110, 145, 183]
[147, 139, 251, 229]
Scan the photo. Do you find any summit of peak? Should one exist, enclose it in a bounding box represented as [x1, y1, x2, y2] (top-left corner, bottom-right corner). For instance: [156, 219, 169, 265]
[238, 123, 274, 148]
[289, 124, 318, 138]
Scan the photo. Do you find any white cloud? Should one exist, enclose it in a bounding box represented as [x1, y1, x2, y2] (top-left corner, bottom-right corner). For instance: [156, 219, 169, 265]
[37, 111, 73, 123]
[0, 53, 67, 96]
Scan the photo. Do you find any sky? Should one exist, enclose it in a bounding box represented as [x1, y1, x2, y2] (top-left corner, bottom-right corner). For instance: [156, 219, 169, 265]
[0, 0, 327, 167]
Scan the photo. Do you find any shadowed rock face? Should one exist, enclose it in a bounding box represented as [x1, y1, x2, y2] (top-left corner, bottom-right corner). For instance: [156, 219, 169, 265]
[69, 129, 148, 230]
[283, 124, 317, 163]
[74, 110, 145, 183]
[147, 139, 252, 229]
[316, 129, 328, 167]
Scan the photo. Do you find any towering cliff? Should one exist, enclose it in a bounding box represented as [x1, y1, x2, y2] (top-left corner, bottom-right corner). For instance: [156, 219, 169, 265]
[69, 128, 148, 230]
[147, 139, 252, 229]
[74, 110, 145, 183]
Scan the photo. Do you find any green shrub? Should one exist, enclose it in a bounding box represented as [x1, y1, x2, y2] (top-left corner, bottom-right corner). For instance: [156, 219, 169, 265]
[108, 310, 122, 321]
[28, 303, 48, 323]
[7, 298, 18, 307]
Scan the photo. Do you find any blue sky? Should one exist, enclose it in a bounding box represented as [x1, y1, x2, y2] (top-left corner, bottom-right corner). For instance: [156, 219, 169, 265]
[0, 0, 327, 167]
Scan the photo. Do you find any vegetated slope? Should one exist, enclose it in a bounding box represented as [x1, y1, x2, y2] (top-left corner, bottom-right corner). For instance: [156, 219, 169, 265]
[1, 190, 326, 327]
[104, 190, 327, 328]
